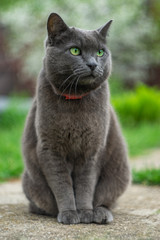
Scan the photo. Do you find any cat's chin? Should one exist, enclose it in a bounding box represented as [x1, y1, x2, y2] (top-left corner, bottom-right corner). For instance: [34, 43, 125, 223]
[76, 77, 105, 93]
[50, 75, 105, 97]
[78, 75, 95, 85]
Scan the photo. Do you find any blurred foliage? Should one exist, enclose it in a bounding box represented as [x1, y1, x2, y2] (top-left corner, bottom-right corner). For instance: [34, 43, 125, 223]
[111, 84, 160, 125]
[132, 169, 160, 185]
[110, 82, 160, 156]
[0, 103, 27, 181]
[0, 0, 22, 10]
[123, 122, 160, 156]
[0, 0, 160, 84]
[110, 82, 160, 185]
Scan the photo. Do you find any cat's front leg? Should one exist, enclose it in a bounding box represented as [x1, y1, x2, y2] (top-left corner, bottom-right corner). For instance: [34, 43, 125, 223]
[38, 148, 79, 224]
[74, 159, 98, 223]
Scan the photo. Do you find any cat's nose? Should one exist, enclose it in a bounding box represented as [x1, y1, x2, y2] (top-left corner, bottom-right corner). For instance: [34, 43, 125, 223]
[87, 63, 97, 71]
[86, 58, 97, 71]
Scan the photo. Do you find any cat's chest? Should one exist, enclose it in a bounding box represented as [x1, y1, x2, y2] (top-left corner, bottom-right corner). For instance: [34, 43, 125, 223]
[52, 113, 107, 156]
[61, 119, 94, 146]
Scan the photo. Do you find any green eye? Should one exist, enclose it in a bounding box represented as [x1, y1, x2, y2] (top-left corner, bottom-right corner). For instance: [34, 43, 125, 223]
[70, 47, 81, 56]
[97, 49, 104, 57]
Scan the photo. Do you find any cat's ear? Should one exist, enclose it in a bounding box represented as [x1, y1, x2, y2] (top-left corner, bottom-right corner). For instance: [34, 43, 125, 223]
[97, 20, 113, 38]
[47, 13, 68, 37]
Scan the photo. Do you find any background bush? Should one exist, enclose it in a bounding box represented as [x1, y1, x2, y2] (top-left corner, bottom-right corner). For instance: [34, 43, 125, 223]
[111, 84, 160, 125]
[132, 169, 160, 185]
[0, 105, 27, 180]
[0, 0, 160, 85]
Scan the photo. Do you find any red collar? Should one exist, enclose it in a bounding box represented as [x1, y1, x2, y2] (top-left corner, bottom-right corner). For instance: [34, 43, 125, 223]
[62, 93, 88, 100]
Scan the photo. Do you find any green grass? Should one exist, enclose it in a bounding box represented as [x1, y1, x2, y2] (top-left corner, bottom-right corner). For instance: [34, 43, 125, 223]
[111, 84, 160, 125]
[124, 122, 160, 185]
[132, 169, 160, 185]
[0, 125, 24, 180]
[0, 100, 27, 182]
[123, 122, 160, 156]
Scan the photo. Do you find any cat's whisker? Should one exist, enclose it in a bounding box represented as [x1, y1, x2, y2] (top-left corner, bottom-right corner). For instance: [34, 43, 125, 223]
[59, 69, 72, 74]
[73, 68, 88, 75]
[59, 73, 75, 91]
[67, 77, 78, 104]
[94, 67, 103, 77]
[68, 77, 77, 99]
[58, 75, 77, 101]
[74, 76, 80, 97]
[78, 72, 92, 78]
[69, 76, 80, 100]
[74, 68, 92, 79]
[61, 76, 77, 95]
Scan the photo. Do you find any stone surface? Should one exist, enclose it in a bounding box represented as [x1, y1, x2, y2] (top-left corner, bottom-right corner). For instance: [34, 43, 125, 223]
[0, 180, 160, 240]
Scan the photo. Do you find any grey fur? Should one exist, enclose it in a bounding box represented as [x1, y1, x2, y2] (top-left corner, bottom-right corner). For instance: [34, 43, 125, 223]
[22, 13, 131, 224]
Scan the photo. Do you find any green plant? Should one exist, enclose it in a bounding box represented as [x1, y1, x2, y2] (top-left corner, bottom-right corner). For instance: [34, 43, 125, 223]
[132, 169, 160, 185]
[110, 83, 160, 186]
[112, 84, 160, 125]
[0, 125, 24, 181]
[0, 98, 28, 182]
[1, 0, 160, 84]
[123, 122, 160, 156]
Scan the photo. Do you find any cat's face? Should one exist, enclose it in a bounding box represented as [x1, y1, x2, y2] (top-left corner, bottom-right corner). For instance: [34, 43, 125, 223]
[44, 13, 112, 97]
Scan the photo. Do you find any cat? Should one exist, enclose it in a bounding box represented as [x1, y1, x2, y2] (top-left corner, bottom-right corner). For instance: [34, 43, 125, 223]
[22, 12, 131, 224]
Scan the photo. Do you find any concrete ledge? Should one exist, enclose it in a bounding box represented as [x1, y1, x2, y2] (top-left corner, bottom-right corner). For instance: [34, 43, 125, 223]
[0, 181, 160, 240]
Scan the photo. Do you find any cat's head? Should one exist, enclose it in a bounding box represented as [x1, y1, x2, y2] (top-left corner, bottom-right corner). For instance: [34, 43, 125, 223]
[44, 13, 112, 97]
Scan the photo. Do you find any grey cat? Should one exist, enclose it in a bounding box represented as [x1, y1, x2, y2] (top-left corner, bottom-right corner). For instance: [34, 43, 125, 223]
[22, 13, 131, 224]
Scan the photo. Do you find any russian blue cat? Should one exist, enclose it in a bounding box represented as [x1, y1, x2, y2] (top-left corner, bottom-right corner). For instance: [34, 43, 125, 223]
[22, 13, 130, 224]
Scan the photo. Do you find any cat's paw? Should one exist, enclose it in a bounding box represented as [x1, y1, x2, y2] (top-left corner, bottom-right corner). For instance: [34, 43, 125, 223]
[57, 210, 80, 224]
[77, 209, 93, 223]
[93, 206, 113, 224]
